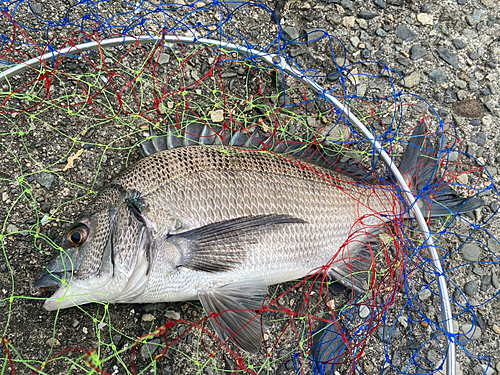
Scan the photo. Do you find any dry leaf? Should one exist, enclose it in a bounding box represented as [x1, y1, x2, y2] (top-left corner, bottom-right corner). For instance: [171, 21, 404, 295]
[62, 149, 84, 172]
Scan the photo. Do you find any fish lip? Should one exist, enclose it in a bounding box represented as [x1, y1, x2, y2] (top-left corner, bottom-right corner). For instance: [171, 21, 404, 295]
[34, 272, 65, 291]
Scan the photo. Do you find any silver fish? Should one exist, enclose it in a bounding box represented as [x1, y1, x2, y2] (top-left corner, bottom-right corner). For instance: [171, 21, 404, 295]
[34, 124, 482, 352]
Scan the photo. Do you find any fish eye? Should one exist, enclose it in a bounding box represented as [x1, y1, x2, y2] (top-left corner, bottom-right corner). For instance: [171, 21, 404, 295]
[67, 225, 89, 247]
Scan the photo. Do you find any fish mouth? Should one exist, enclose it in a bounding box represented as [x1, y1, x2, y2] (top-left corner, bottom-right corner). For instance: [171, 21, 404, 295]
[34, 271, 66, 292]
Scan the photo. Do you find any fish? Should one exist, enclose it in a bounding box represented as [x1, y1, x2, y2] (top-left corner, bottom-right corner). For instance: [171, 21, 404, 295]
[34, 122, 483, 353]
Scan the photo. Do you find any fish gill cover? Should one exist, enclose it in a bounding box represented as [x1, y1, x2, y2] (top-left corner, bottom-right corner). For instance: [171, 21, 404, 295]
[0, 1, 497, 374]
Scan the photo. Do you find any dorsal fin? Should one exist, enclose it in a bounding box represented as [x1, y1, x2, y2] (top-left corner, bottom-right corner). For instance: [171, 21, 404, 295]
[139, 123, 374, 182]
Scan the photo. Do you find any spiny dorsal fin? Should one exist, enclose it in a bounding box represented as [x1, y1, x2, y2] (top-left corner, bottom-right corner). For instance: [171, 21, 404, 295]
[139, 123, 376, 183]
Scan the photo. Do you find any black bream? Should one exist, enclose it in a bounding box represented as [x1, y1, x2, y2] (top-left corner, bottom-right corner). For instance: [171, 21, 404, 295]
[34, 123, 483, 352]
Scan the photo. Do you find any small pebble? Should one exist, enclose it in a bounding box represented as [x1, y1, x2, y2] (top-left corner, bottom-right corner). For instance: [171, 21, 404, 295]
[163, 365, 172, 375]
[157, 53, 170, 65]
[491, 273, 499, 289]
[427, 349, 438, 363]
[452, 39, 466, 49]
[462, 28, 478, 38]
[464, 281, 478, 296]
[363, 360, 374, 373]
[343, 16, 356, 29]
[358, 11, 378, 20]
[481, 364, 495, 375]
[283, 26, 299, 41]
[429, 70, 447, 83]
[471, 133, 487, 146]
[142, 313, 155, 322]
[398, 316, 408, 329]
[473, 365, 483, 374]
[490, 202, 500, 212]
[395, 25, 417, 41]
[396, 57, 410, 66]
[481, 275, 491, 291]
[359, 306, 370, 318]
[436, 48, 459, 69]
[405, 71, 420, 88]
[40, 202, 51, 213]
[448, 151, 459, 162]
[210, 109, 224, 123]
[410, 45, 428, 60]
[488, 238, 500, 254]
[452, 99, 483, 118]
[164, 310, 181, 320]
[6, 224, 18, 233]
[482, 116, 492, 127]
[417, 13, 433, 25]
[37, 172, 55, 190]
[459, 243, 482, 262]
[340, 0, 353, 11]
[46, 338, 61, 346]
[461, 323, 481, 339]
[419, 288, 432, 301]
[472, 265, 484, 276]
[140, 338, 162, 360]
[480, 0, 494, 7]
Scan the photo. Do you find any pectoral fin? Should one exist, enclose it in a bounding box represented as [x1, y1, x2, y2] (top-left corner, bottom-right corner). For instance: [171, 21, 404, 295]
[168, 214, 306, 273]
[198, 279, 268, 353]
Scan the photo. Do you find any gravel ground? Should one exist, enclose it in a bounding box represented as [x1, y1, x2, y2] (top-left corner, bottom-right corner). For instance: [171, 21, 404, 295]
[0, 0, 499, 374]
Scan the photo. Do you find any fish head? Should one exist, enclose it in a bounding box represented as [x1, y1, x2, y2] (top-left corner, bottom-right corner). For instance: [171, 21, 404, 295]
[35, 187, 152, 311]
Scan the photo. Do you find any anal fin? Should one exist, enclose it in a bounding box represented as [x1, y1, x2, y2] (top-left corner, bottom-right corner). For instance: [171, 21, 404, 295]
[198, 279, 268, 353]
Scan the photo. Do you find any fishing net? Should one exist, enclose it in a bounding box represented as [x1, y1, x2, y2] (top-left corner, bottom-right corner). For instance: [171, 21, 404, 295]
[0, 1, 497, 374]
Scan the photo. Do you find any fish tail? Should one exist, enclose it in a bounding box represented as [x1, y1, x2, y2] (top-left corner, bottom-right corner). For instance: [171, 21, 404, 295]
[399, 123, 483, 217]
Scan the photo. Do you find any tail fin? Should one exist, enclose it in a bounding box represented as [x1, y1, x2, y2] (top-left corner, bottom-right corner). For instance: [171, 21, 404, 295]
[399, 123, 484, 217]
